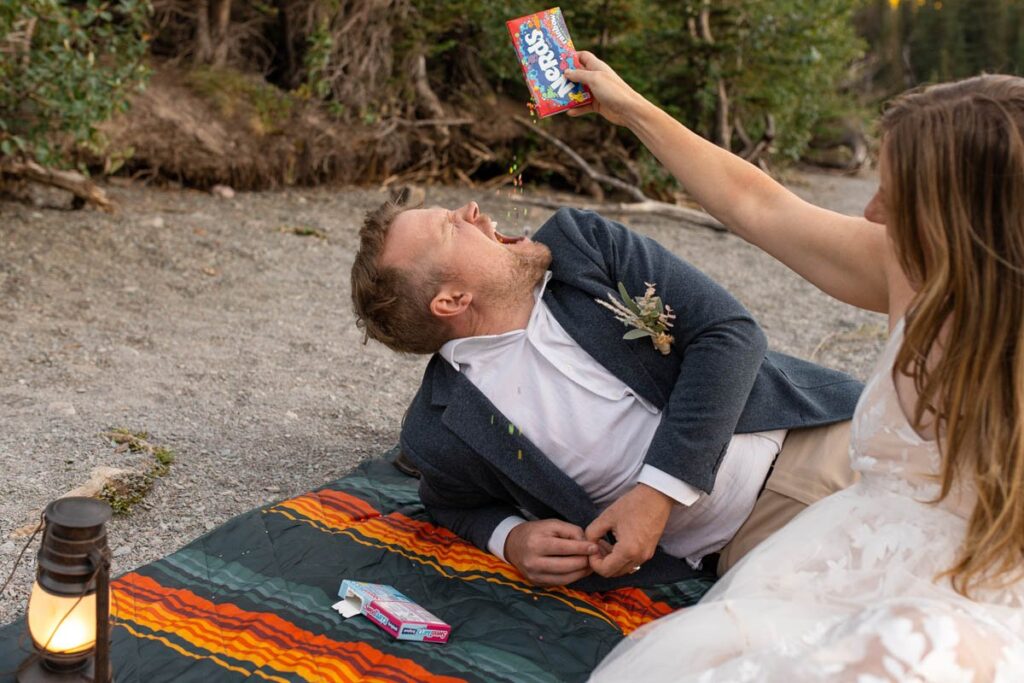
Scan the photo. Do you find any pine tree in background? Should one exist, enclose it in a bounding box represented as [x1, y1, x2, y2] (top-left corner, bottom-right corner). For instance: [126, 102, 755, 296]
[860, 0, 1022, 97]
[1006, 2, 1024, 73]
[961, 0, 1008, 75]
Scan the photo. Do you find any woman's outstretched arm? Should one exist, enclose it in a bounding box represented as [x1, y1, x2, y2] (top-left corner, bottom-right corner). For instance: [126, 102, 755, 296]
[566, 51, 891, 313]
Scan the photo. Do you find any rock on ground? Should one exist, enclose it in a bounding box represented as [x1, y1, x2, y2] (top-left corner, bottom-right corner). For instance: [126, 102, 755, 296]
[0, 171, 884, 623]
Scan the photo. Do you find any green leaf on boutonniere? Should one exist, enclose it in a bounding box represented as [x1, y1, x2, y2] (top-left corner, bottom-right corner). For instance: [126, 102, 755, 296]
[617, 282, 642, 316]
[596, 281, 677, 355]
[623, 328, 652, 340]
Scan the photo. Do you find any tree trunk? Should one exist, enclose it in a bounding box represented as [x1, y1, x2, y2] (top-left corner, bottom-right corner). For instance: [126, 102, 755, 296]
[276, 0, 299, 89]
[699, 0, 731, 151]
[411, 54, 450, 147]
[194, 0, 212, 65]
[211, 0, 232, 67]
[715, 78, 731, 151]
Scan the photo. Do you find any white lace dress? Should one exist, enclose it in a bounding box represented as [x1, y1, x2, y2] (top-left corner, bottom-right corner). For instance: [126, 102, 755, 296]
[591, 320, 1024, 682]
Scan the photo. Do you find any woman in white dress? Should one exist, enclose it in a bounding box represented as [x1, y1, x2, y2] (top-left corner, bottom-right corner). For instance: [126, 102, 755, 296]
[565, 58, 1024, 680]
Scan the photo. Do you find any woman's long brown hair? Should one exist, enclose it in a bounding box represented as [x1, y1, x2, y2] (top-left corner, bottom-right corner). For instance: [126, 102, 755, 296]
[882, 75, 1024, 596]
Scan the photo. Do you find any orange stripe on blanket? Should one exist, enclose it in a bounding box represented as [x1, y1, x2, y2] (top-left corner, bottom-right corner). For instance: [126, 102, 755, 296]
[271, 492, 675, 634]
[111, 572, 465, 683]
[314, 490, 381, 521]
[114, 621, 291, 683]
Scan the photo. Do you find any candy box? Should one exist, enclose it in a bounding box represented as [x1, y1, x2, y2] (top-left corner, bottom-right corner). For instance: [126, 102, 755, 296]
[332, 580, 451, 644]
[507, 7, 592, 117]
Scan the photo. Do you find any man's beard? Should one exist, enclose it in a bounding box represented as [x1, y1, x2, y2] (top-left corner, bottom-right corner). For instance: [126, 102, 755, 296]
[511, 241, 553, 288]
[482, 241, 553, 303]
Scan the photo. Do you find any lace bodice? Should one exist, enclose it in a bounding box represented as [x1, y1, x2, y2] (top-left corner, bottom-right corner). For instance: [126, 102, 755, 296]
[591, 319, 1024, 682]
[849, 319, 974, 518]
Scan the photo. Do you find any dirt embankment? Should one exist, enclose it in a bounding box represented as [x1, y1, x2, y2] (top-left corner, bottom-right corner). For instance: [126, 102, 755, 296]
[92, 66, 547, 193]
[0, 171, 883, 623]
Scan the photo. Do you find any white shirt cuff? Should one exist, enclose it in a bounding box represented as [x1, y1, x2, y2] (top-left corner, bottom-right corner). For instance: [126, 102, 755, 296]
[486, 515, 528, 561]
[637, 465, 702, 506]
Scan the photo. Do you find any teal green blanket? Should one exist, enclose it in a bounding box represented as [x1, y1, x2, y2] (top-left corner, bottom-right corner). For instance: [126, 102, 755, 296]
[0, 452, 712, 682]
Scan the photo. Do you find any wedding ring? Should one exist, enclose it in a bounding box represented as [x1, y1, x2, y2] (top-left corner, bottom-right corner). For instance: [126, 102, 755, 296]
[630, 564, 642, 574]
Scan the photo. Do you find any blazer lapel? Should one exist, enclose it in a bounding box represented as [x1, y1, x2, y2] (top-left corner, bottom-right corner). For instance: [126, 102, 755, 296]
[432, 364, 599, 528]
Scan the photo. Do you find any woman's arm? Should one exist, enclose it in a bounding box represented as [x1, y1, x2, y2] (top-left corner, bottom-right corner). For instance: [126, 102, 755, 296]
[566, 52, 890, 313]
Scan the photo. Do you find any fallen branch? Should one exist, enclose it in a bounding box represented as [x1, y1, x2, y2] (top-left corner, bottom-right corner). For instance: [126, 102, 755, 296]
[400, 117, 474, 127]
[738, 114, 775, 164]
[513, 115, 647, 202]
[509, 194, 726, 233]
[10, 466, 134, 538]
[1, 158, 115, 211]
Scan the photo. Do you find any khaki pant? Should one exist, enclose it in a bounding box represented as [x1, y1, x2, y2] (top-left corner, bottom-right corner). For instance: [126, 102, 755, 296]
[716, 420, 857, 576]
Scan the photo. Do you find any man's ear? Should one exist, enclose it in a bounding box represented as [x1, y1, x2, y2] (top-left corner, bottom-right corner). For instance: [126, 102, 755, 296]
[430, 285, 472, 319]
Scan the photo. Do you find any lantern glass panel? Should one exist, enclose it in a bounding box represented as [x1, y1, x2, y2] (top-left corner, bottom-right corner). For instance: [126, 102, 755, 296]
[26, 581, 97, 654]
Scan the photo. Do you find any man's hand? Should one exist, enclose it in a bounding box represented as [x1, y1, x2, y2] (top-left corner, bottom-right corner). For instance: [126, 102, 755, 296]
[564, 51, 650, 127]
[585, 484, 674, 578]
[504, 519, 599, 587]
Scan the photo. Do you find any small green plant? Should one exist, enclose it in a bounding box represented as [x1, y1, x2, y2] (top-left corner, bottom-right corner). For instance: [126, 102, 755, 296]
[279, 225, 327, 239]
[303, 18, 334, 100]
[151, 446, 175, 477]
[104, 427, 150, 452]
[100, 427, 175, 514]
[100, 472, 152, 515]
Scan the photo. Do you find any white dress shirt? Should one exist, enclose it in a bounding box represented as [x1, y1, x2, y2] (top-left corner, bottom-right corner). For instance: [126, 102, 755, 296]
[439, 272, 786, 567]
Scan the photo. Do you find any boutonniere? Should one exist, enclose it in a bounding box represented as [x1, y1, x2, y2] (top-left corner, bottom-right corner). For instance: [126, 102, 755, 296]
[596, 282, 676, 355]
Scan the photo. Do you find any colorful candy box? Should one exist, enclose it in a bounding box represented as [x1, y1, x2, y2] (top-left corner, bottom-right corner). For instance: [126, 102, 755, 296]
[507, 7, 592, 117]
[333, 580, 451, 644]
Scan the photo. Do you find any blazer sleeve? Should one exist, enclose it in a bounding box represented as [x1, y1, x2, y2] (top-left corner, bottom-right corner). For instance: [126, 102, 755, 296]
[401, 434, 523, 552]
[548, 208, 768, 494]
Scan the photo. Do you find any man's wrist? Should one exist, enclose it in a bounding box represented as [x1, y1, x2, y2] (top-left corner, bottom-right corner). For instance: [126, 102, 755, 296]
[634, 482, 675, 511]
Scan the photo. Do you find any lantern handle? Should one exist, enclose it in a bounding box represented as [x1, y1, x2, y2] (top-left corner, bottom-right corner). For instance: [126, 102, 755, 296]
[89, 546, 112, 683]
[0, 510, 44, 597]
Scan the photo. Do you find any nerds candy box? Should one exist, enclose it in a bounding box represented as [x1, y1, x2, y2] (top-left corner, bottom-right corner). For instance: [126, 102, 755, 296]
[507, 7, 592, 117]
[333, 580, 451, 644]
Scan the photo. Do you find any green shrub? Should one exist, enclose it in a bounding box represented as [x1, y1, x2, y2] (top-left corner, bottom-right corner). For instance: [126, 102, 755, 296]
[0, 0, 151, 168]
[410, 0, 864, 162]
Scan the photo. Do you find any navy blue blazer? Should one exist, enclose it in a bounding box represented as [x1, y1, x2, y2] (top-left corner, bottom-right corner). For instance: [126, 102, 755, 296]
[400, 208, 862, 590]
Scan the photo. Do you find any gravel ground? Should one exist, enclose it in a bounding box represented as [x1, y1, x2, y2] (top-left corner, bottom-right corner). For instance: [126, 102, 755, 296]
[0, 170, 884, 623]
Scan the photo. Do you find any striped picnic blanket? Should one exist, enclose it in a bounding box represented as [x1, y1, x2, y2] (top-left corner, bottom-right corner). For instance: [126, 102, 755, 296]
[0, 450, 713, 682]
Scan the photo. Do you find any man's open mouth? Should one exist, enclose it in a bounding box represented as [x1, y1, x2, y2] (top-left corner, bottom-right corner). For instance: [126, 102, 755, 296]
[495, 232, 524, 245]
[490, 220, 525, 245]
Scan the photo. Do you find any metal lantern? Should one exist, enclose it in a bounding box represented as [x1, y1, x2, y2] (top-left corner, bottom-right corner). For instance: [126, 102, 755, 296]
[18, 497, 112, 683]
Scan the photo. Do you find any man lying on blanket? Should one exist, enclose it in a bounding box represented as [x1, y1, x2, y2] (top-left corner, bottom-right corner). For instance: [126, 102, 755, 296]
[350, 199, 861, 591]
